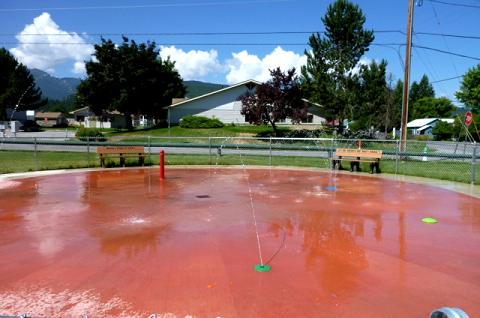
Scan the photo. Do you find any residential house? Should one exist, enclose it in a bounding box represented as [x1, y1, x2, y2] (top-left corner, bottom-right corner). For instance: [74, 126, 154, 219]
[407, 118, 455, 136]
[35, 112, 68, 127]
[70, 106, 94, 124]
[166, 79, 326, 125]
[70, 107, 127, 129]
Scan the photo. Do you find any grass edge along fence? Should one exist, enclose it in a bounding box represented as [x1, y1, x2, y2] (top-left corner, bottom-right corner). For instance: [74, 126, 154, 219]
[0, 137, 478, 184]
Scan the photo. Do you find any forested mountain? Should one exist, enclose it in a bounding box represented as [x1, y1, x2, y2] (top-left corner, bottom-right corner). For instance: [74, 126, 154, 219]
[31, 68, 226, 101]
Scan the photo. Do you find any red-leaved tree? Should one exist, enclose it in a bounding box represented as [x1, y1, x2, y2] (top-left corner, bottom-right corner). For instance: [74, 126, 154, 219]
[240, 68, 307, 136]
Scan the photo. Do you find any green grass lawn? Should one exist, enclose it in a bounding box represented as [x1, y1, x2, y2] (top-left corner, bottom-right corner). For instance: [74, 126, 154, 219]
[1, 150, 477, 184]
[0, 150, 95, 173]
[105, 125, 290, 138]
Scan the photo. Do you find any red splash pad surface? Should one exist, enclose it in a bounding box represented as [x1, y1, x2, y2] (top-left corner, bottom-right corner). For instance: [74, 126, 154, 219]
[0, 168, 479, 317]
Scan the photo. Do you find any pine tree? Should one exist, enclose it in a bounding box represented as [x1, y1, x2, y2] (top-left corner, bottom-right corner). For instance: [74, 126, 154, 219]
[0, 48, 46, 120]
[301, 0, 374, 129]
[409, 74, 435, 119]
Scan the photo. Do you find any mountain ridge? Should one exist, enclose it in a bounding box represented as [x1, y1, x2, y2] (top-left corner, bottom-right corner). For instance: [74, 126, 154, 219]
[30, 68, 81, 101]
[30, 68, 227, 101]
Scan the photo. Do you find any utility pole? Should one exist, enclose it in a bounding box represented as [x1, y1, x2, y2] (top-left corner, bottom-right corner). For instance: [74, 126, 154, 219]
[400, 0, 415, 152]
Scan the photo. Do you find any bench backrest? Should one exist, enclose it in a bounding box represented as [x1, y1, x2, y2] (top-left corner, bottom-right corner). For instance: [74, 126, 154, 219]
[97, 146, 145, 154]
[335, 148, 383, 159]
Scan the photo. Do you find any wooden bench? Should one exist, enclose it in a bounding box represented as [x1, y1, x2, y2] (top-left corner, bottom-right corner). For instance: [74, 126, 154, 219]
[332, 148, 383, 173]
[97, 146, 145, 167]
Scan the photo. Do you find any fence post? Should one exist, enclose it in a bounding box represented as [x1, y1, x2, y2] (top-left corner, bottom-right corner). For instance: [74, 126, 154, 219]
[209, 137, 212, 165]
[395, 140, 400, 175]
[471, 144, 477, 184]
[269, 137, 272, 166]
[34, 137, 38, 171]
[330, 138, 335, 165]
[148, 136, 151, 165]
[87, 137, 90, 168]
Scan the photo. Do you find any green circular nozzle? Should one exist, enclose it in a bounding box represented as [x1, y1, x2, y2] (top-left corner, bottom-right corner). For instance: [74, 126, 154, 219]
[255, 264, 272, 272]
[422, 217, 438, 224]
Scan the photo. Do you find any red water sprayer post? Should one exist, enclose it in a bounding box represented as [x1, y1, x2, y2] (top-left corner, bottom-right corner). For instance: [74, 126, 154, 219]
[160, 150, 165, 180]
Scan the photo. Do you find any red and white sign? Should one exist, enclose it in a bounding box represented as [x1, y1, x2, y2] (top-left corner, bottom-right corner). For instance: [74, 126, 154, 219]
[465, 111, 473, 126]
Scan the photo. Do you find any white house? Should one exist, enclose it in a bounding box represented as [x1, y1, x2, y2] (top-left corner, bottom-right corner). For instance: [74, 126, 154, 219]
[166, 79, 326, 125]
[407, 118, 455, 136]
[70, 107, 143, 129]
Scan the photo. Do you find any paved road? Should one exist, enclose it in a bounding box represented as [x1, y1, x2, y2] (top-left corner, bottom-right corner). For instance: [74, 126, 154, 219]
[2, 129, 76, 139]
[426, 141, 475, 156]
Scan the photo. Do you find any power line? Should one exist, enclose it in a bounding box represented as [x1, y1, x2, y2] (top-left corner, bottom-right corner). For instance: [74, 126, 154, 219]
[2, 31, 318, 36]
[412, 35, 449, 96]
[431, 75, 463, 83]
[0, 0, 291, 12]
[425, 0, 480, 9]
[413, 45, 480, 61]
[2, 30, 480, 40]
[415, 32, 480, 40]
[0, 42, 299, 46]
[1, 41, 406, 46]
[0, 30, 403, 36]
[2, 40, 479, 61]
[428, 1, 460, 77]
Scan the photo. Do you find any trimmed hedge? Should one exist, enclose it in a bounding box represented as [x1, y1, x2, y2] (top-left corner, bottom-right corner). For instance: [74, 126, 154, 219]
[179, 116, 224, 128]
[75, 127, 106, 141]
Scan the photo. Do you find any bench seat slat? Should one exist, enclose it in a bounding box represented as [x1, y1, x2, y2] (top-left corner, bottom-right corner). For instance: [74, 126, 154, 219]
[334, 148, 382, 159]
[97, 146, 145, 154]
[332, 148, 383, 174]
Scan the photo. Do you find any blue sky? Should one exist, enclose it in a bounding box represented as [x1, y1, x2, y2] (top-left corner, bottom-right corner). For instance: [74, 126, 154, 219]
[1, 0, 479, 105]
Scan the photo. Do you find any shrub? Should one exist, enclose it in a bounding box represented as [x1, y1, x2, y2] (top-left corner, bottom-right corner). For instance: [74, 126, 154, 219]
[75, 127, 106, 141]
[341, 129, 376, 140]
[179, 116, 224, 128]
[415, 135, 432, 141]
[432, 121, 455, 141]
[284, 128, 333, 138]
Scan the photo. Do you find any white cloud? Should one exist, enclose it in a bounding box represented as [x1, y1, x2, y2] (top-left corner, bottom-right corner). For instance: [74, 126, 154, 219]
[351, 57, 372, 75]
[10, 12, 94, 75]
[159, 46, 223, 80]
[225, 47, 307, 84]
[73, 61, 86, 74]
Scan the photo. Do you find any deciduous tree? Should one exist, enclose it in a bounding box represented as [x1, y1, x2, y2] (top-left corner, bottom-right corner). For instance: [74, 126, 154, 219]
[456, 64, 480, 113]
[432, 120, 455, 141]
[240, 68, 306, 136]
[77, 37, 185, 129]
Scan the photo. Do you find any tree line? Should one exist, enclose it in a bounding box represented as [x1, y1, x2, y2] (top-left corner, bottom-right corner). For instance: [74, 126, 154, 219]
[1, 0, 480, 137]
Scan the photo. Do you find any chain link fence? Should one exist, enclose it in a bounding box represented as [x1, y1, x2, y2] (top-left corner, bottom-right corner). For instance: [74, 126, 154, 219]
[1, 136, 478, 184]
